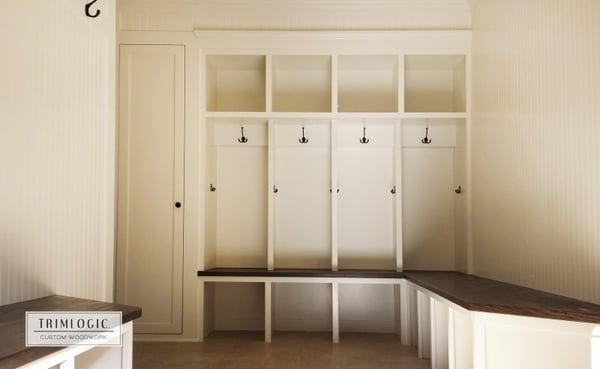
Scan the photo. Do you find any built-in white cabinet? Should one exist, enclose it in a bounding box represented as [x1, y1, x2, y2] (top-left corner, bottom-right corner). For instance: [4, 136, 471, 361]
[116, 45, 185, 334]
[201, 52, 469, 336]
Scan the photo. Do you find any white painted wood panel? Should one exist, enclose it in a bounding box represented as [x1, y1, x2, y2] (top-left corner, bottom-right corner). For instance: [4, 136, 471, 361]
[430, 298, 449, 369]
[337, 147, 394, 269]
[215, 146, 268, 267]
[471, 0, 600, 305]
[214, 282, 265, 331]
[273, 121, 331, 268]
[116, 45, 185, 334]
[339, 284, 396, 333]
[274, 283, 332, 332]
[0, 0, 116, 305]
[402, 148, 456, 270]
[478, 314, 592, 369]
[118, 0, 472, 32]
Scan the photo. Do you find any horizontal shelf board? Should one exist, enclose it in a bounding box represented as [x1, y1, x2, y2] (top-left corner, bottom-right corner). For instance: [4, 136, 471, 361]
[205, 112, 467, 119]
[198, 268, 404, 279]
[401, 112, 467, 119]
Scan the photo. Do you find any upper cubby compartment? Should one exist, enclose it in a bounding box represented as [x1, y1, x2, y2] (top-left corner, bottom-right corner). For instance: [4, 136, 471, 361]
[338, 55, 398, 112]
[272, 55, 332, 112]
[404, 55, 466, 113]
[206, 55, 266, 112]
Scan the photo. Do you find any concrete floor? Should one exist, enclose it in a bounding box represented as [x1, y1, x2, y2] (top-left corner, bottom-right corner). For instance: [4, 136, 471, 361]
[134, 331, 430, 369]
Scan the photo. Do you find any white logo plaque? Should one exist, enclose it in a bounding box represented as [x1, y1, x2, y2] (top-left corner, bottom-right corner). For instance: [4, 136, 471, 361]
[26, 311, 122, 347]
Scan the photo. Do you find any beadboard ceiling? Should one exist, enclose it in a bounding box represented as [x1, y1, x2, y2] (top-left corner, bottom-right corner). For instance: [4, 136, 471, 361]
[118, 0, 472, 31]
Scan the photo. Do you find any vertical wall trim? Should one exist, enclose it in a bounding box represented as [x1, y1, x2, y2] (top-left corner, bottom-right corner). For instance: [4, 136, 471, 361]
[267, 120, 275, 270]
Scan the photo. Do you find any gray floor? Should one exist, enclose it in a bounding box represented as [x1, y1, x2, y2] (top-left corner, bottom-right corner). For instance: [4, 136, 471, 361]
[134, 331, 430, 369]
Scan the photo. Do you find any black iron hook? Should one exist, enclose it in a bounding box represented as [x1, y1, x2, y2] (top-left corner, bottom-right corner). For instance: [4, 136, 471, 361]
[299, 125, 309, 144]
[85, 0, 101, 18]
[273, 186, 279, 194]
[238, 126, 248, 144]
[421, 126, 432, 145]
[210, 184, 216, 192]
[455, 185, 463, 194]
[391, 186, 396, 194]
[359, 126, 370, 144]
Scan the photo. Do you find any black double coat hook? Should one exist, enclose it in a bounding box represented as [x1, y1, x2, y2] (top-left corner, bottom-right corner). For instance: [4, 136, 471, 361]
[359, 126, 370, 144]
[238, 126, 248, 143]
[299, 126, 309, 144]
[421, 126, 432, 144]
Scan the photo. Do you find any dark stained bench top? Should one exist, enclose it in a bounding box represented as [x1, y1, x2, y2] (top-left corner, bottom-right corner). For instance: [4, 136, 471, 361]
[198, 268, 406, 279]
[0, 295, 142, 369]
[404, 271, 600, 324]
[199, 268, 600, 324]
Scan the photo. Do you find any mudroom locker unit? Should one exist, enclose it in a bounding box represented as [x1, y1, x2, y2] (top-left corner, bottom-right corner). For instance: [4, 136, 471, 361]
[201, 59, 468, 339]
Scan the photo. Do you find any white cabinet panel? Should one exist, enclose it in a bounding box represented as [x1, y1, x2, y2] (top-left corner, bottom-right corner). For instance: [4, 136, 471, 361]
[274, 146, 331, 268]
[116, 45, 185, 334]
[216, 146, 268, 267]
[337, 147, 395, 269]
[402, 148, 455, 270]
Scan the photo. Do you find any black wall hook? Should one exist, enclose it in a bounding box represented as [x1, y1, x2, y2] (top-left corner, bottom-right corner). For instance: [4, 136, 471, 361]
[391, 186, 396, 194]
[359, 126, 370, 144]
[455, 185, 463, 194]
[273, 186, 279, 194]
[238, 126, 248, 143]
[85, 0, 101, 18]
[298, 125, 309, 144]
[421, 126, 432, 145]
[210, 184, 216, 192]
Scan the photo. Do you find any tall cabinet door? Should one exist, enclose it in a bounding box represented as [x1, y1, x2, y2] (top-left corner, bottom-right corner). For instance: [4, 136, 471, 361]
[116, 45, 185, 334]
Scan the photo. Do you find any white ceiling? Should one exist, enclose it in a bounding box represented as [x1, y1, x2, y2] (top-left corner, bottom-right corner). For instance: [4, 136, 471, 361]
[118, 0, 472, 31]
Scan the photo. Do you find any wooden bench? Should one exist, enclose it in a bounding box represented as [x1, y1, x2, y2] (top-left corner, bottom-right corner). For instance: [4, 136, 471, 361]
[198, 268, 600, 369]
[0, 296, 141, 369]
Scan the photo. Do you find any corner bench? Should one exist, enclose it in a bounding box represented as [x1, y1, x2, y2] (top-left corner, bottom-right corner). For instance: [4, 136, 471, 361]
[198, 268, 600, 369]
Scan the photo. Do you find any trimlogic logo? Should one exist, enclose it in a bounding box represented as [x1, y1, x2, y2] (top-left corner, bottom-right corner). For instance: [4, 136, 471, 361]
[26, 312, 122, 347]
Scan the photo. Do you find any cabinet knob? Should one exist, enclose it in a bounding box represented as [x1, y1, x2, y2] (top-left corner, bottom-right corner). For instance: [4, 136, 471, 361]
[175, 202, 182, 208]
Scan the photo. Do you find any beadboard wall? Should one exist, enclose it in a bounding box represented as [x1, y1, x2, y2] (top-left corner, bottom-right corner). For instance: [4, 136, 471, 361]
[471, 0, 600, 303]
[0, 0, 116, 305]
[117, 0, 471, 31]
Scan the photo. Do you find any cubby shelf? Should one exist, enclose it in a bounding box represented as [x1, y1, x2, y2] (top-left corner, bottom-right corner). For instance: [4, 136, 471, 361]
[206, 55, 266, 112]
[204, 112, 467, 119]
[404, 55, 467, 113]
[337, 55, 399, 113]
[272, 55, 332, 113]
